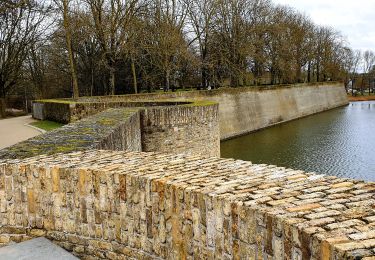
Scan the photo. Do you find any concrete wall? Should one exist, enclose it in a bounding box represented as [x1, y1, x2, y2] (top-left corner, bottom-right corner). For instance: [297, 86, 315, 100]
[1, 150, 374, 259]
[32, 82, 349, 140]
[32, 102, 45, 121]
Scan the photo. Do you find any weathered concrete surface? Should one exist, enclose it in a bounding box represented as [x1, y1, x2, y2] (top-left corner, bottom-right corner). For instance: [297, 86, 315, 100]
[0, 115, 40, 150]
[0, 150, 374, 259]
[209, 83, 349, 139]
[0, 237, 78, 260]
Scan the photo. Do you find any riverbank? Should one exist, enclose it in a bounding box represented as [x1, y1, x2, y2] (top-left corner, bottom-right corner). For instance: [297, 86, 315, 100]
[221, 101, 375, 181]
[348, 95, 375, 101]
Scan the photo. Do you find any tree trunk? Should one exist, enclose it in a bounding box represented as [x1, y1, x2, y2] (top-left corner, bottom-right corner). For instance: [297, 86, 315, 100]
[201, 67, 208, 89]
[91, 66, 94, 96]
[165, 70, 170, 92]
[296, 68, 302, 83]
[131, 58, 138, 94]
[0, 98, 6, 118]
[369, 79, 371, 96]
[352, 78, 355, 96]
[62, 0, 79, 99]
[307, 61, 311, 83]
[270, 68, 275, 85]
[109, 68, 115, 95]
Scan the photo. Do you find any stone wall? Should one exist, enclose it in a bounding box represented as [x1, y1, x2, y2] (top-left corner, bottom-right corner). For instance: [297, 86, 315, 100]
[32, 82, 348, 140]
[43, 101, 73, 123]
[32, 100, 190, 123]
[141, 104, 220, 157]
[110, 82, 347, 140]
[0, 150, 374, 259]
[0, 108, 142, 159]
[213, 83, 348, 139]
[2, 103, 220, 159]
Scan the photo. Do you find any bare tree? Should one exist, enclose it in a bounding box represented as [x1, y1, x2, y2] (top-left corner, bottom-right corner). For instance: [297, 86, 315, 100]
[143, 0, 188, 91]
[53, 0, 80, 98]
[1, 0, 360, 100]
[185, 0, 217, 89]
[363, 50, 375, 95]
[85, 0, 141, 95]
[0, 0, 29, 13]
[27, 43, 48, 98]
[0, 2, 48, 98]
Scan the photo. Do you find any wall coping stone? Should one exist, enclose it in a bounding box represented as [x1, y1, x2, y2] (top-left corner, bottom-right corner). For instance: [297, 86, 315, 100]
[0, 150, 374, 259]
[39, 81, 343, 103]
[0, 108, 140, 159]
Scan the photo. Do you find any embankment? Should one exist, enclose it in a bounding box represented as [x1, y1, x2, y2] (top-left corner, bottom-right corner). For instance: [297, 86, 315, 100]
[33, 82, 348, 140]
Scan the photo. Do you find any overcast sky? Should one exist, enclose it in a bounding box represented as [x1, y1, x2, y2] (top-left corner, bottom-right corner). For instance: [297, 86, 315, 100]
[272, 0, 375, 52]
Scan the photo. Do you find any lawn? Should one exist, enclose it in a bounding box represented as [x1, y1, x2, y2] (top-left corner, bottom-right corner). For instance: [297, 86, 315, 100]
[30, 120, 64, 131]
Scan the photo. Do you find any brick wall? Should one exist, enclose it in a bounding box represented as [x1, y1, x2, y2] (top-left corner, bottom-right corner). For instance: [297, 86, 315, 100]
[0, 150, 374, 259]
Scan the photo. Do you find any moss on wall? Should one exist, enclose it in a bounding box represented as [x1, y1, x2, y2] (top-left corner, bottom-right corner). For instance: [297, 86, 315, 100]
[0, 108, 140, 159]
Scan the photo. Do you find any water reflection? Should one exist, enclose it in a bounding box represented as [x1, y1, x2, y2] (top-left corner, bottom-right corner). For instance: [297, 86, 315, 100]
[221, 101, 375, 181]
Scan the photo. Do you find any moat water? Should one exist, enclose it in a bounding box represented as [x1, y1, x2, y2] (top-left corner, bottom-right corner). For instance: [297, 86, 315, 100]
[221, 101, 375, 181]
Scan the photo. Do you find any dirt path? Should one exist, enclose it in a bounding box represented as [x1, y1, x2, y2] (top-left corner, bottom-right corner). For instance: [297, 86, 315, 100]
[0, 115, 41, 150]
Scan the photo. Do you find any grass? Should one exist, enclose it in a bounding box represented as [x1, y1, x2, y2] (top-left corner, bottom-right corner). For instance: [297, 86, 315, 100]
[347, 93, 375, 102]
[30, 120, 64, 131]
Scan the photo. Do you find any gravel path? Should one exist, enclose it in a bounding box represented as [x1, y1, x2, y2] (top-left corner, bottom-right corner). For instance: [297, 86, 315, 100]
[0, 115, 41, 150]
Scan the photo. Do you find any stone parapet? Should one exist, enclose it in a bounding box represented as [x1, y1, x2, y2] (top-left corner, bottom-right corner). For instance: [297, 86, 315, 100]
[0, 108, 141, 159]
[0, 150, 374, 259]
[141, 104, 220, 157]
[1, 102, 220, 159]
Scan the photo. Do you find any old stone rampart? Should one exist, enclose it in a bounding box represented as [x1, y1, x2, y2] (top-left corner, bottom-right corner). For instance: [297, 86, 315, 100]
[1, 150, 374, 259]
[0, 108, 141, 159]
[1, 102, 220, 159]
[1, 83, 367, 259]
[140, 105, 219, 156]
[33, 100, 191, 124]
[32, 82, 348, 140]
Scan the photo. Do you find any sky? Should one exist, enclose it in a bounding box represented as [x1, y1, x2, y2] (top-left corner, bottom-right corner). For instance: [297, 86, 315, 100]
[272, 0, 375, 52]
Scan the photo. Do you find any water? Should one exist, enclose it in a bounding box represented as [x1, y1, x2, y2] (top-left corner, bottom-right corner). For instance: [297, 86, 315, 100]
[221, 101, 375, 181]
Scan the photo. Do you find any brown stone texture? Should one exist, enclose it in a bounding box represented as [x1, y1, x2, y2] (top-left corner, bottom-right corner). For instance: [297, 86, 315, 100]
[0, 150, 374, 259]
[141, 105, 220, 157]
[3, 103, 220, 159]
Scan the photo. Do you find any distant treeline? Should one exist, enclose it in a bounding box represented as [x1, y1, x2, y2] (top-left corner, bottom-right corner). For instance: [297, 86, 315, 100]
[1, 0, 374, 100]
